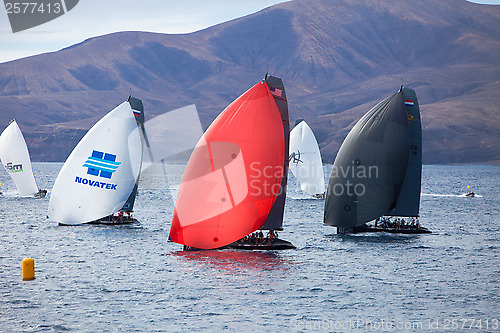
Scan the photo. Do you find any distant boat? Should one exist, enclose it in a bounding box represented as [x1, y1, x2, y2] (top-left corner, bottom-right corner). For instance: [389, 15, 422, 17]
[289, 119, 325, 198]
[324, 87, 430, 234]
[169, 75, 295, 250]
[465, 185, 475, 197]
[0, 119, 46, 198]
[48, 97, 144, 225]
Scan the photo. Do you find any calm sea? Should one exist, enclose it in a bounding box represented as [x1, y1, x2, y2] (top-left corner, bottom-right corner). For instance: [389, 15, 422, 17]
[0, 163, 498, 332]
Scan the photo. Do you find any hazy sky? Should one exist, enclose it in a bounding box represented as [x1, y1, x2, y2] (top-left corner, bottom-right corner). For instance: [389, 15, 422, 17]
[0, 0, 498, 64]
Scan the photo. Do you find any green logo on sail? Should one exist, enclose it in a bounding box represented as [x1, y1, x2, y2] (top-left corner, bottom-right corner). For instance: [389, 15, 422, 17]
[6, 162, 23, 173]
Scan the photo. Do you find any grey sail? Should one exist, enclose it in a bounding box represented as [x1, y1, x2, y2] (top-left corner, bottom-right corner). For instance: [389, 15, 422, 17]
[324, 91, 410, 228]
[120, 96, 145, 212]
[389, 88, 422, 217]
[260, 75, 290, 231]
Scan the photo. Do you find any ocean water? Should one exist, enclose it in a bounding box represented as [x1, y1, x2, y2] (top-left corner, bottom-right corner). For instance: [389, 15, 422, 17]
[0, 163, 498, 332]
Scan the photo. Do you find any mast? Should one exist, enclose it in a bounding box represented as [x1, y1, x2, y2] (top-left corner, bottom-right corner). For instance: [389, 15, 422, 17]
[260, 75, 290, 231]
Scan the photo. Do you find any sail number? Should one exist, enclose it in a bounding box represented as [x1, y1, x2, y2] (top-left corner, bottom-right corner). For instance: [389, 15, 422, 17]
[411, 145, 419, 156]
[5, 2, 61, 14]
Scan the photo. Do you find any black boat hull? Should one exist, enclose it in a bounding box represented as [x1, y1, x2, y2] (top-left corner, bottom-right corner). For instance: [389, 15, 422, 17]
[223, 238, 296, 250]
[353, 225, 431, 234]
[58, 217, 139, 226]
[183, 238, 296, 251]
[88, 217, 138, 225]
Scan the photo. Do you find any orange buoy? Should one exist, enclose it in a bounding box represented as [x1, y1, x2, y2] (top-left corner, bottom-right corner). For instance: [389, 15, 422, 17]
[22, 258, 35, 281]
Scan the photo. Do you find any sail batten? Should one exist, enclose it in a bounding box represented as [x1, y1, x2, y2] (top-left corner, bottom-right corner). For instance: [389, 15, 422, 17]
[0, 120, 39, 197]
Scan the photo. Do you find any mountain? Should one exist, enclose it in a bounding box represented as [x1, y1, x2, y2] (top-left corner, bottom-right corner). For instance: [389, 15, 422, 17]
[1, 0, 499, 163]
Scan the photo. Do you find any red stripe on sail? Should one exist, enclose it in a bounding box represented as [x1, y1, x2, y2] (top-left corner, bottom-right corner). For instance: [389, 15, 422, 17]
[169, 81, 285, 249]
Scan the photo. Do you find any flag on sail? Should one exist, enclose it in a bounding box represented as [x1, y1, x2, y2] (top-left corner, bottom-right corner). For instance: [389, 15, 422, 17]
[405, 100, 415, 106]
[270, 86, 282, 98]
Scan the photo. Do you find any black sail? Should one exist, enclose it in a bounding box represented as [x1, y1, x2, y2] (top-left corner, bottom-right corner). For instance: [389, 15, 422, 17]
[324, 91, 410, 228]
[260, 75, 290, 230]
[389, 88, 422, 217]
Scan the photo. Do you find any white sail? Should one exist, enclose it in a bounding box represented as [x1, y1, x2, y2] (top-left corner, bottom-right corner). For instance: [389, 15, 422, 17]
[48, 101, 142, 225]
[289, 120, 325, 196]
[0, 120, 39, 197]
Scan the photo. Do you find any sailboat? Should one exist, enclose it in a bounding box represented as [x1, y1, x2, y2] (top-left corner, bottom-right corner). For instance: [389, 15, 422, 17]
[0, 119, 46, 198]
[169, 75, 295, 250]
[48, 97, 144, 225]
[324, 87, 430, 234]
[88, 97, 147, 224]
[289, 119, 325, 198]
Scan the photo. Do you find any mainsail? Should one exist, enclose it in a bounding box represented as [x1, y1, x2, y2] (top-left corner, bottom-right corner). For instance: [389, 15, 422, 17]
[48, 99, 143, 225]
[169, 79, 285, 249]
[0, 120, 39, 197]
[119, 96, 147, 213]
[289, 120, 325, 197]
[389, 88, 422, 217]
[260, 75, 290, 231]
[324, 89, 411, 228]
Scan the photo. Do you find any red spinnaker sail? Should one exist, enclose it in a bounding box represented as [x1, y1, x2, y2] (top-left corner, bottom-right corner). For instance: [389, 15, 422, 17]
[169, 81, 285, 249]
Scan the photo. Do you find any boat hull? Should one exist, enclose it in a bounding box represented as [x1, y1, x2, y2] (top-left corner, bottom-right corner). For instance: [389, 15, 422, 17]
[58, 217, 139, 226]
[353, 224, 431, 234]
[88, 217, 138, 225]
[183, 238, 296, 251]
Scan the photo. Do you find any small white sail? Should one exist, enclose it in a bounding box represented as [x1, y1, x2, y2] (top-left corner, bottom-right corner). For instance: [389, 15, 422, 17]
[48, 101, 142, 225]
[289, 120, 325, 196]
[0, 120, 39, 197]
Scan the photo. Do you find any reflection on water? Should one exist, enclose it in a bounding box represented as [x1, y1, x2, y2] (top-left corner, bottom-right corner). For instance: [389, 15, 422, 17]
[169, 249, 295, 273]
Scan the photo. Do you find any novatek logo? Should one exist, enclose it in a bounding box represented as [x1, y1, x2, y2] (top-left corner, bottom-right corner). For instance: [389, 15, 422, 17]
[6, 162, 23, 173]
[82, 150, 121, 179]
[74, 176, 117, 190]
[4, 0, 79, 33]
